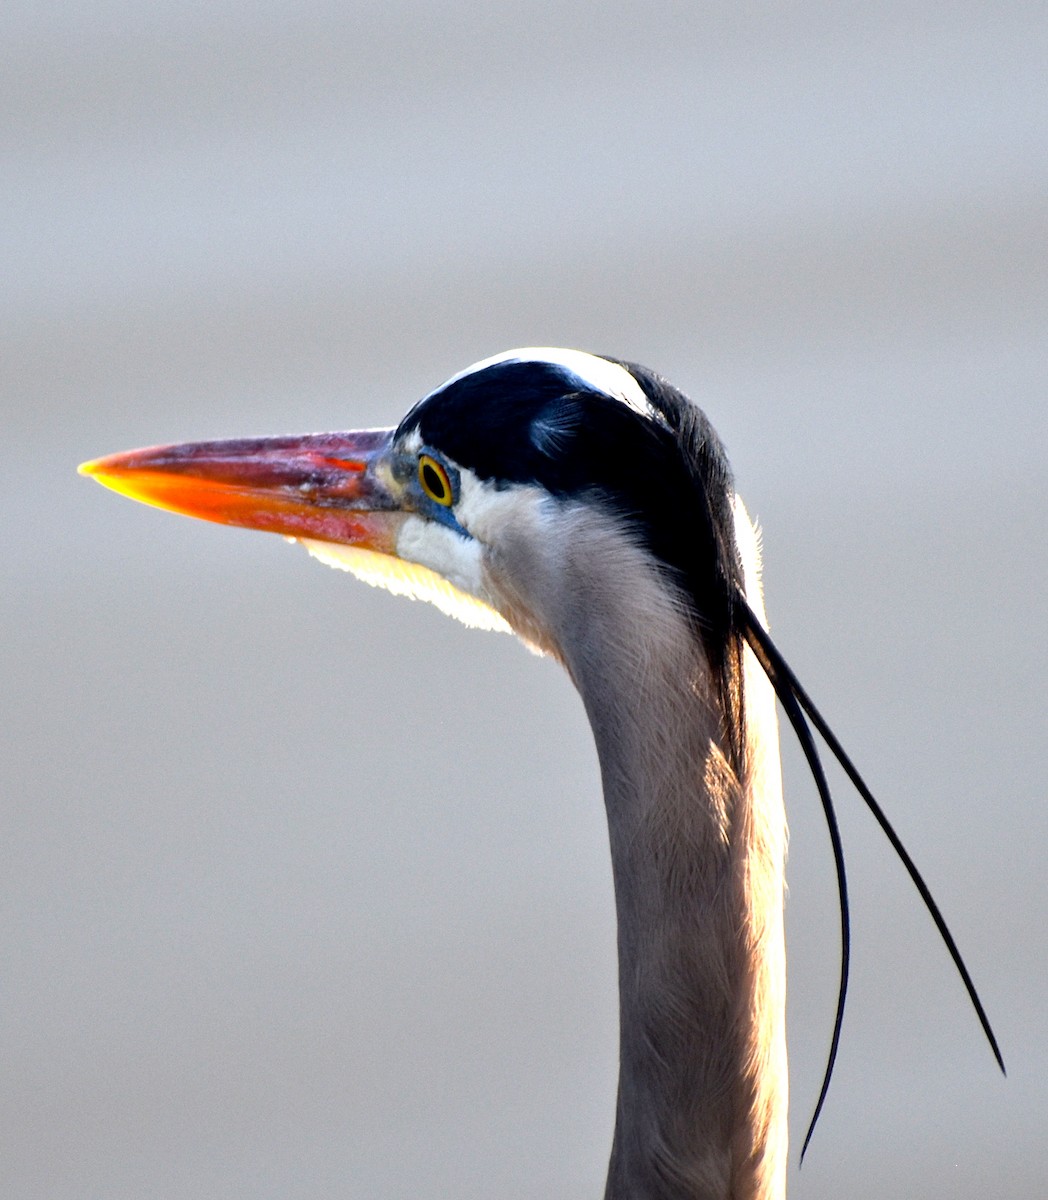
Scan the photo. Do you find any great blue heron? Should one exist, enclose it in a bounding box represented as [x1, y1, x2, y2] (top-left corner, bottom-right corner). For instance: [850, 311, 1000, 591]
[81, 347, 1001, 1199]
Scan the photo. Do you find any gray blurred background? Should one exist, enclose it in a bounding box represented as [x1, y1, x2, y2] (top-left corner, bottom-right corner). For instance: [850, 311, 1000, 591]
[4, 2, 1046, 1197]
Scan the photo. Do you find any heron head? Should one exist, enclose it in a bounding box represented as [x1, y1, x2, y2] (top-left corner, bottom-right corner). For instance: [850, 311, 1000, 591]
[80, 348, 741, 660]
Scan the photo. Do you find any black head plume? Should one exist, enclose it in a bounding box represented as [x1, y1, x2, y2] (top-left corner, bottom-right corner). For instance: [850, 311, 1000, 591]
[738, 600, 1005, 1159]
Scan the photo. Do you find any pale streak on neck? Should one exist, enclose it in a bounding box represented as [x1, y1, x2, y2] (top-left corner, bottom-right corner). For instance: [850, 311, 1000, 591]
[487, 497, 787, 1200]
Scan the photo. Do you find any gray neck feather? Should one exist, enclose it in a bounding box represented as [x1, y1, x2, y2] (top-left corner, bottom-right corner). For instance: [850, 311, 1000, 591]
[486, 500, 788, 1200]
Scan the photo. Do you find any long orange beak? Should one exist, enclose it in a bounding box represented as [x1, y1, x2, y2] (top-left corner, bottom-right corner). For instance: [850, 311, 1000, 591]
[79, 428, 406, 553]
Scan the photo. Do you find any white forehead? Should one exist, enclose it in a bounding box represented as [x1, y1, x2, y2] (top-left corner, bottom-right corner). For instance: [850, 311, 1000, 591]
[433, 347, 659, 422]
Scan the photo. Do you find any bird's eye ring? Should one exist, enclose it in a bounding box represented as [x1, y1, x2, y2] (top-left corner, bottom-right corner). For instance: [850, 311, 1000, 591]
[418, 453, 454, 507]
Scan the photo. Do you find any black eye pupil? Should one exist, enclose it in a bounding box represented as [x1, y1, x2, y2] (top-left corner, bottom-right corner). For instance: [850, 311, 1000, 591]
[422, 461, 446, 499]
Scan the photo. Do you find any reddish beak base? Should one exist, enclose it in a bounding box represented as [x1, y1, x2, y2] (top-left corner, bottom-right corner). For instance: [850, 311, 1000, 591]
[79, 428, 406, 553]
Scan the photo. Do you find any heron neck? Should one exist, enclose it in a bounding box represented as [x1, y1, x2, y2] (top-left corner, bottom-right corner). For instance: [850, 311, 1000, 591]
[570, 600, 788, 1200]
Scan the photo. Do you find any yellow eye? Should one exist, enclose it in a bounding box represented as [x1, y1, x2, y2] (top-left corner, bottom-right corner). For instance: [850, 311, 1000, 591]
[418, 453, 454, 507]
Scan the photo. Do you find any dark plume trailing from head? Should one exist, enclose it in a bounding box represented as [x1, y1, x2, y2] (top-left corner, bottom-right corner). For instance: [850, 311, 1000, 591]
[738, 607, 1005, 1152]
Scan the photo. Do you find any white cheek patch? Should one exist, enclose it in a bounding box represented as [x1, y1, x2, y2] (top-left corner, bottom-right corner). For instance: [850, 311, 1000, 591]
[453, 469, 549, 547]
[296, 468, 551, 640]
[395, 514, 484, 599]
